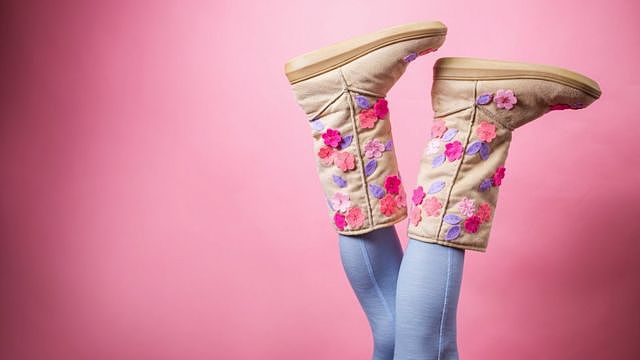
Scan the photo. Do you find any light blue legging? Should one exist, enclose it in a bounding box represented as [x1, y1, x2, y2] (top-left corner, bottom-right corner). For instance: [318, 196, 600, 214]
[339, 227, 465, 360]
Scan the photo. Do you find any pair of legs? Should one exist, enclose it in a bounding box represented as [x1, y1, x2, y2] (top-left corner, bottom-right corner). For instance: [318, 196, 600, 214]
[339, 227, 464, 360]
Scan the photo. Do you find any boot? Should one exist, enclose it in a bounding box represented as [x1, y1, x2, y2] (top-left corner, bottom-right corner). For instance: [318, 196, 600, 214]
[285, 21, 447, 235]
[408, 57, 601, 251]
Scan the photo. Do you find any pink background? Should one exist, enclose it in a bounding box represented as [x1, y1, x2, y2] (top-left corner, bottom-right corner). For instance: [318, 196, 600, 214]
[1, 0, 639, 359]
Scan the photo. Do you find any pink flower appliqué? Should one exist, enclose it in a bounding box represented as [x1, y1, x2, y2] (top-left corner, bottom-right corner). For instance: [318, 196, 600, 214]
[410, 206, 422, 226]
[363, 139, 386, 159]
[412, 186, 426, 206]
[374, 99, 389, 118]
[431, 119, 447, 138]
[464, 215, 481, 233]
[318, 146, 336, 166]
[493, 166, 506, 186]
[335, 152, 356, 172]
[424, 197, 443, 217]
[476, 203, 492, 223]
[476, 121, 497, 143]
[458, 197, 476, 217]
[345, 207, 365, 229]
[322, 128, 342, 148]
[334, 212, 346, 231]
[396, 191, 406, 208]
[444, 141, 463, 162]
[384, 175, 401, 195]
[359, 109, 378, 129]
[494, 89, 517, 110]
[380, 194, 397, 216]
[331, 192, 351, 213]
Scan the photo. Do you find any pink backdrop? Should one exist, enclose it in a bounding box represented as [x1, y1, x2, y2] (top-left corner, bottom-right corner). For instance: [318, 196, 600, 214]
[1, 0, 639, 359]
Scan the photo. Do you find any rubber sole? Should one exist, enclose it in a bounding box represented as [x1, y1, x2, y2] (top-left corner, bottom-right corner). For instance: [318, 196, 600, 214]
[284, 21, 447, 85]
[434, 57, 601, 99]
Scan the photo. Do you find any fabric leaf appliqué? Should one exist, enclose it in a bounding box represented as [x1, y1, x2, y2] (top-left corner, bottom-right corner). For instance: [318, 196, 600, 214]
[427, 180, 446, 195]
[332, 175, 347, 188]
[364, 159, 378, 176]
[443, 214, 463, 225]
[369, 184, 385, 199]
[339, 134, 353, 149]
[442, 128, 458, 142]
[445, 225, 461, 241]
[432, 154, 446, 168]
[355, 95, 371, 109]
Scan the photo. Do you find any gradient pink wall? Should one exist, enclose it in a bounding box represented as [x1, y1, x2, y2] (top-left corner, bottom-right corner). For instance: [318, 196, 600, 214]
[1, 0, 639, 359]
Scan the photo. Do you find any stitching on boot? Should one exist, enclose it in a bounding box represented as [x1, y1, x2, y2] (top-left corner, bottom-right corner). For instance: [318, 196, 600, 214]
[434, 81, 480, 240]
[475, 100, 515, 131]
[434, 105, 473, 119]
[307, 87, 347, 121]
[339, 68, 376, 229]
[346, 85, 385, 99]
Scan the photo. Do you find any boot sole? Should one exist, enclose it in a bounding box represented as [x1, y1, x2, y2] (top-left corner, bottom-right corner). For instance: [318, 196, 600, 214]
[284, 21, 447, 85]
[434, 57, 601, 99]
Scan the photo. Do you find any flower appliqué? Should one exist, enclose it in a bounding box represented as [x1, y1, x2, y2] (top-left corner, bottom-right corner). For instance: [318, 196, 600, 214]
[476, 89, 517, 110]
[424, 197, 443, 217]
[494, 89, 518, 110]
[331, 192, 351, 213]
[442, 199, 493, 240]
[444, 141, 463, 162]
[369, 175, 405, 217]
[363, 138, 386, 159]
[335, 152, 356, 172]
[478, 165, 507, 191]
[357, 96, 389, 129]
[476, 121, 497, 143]
[318, 128, 357, 173]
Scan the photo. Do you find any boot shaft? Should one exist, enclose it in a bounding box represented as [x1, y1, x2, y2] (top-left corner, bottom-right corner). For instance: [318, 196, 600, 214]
[409, 58, 601, 251]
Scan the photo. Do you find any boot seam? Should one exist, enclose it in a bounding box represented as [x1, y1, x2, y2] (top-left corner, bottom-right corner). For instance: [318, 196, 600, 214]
[338, 68, 376, 228]
[435, 80, 480, 240]
[475, 99, 515, 131]
[306, 87, 347, 121]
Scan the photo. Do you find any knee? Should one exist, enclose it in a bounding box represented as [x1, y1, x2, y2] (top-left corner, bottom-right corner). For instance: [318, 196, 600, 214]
[372, 326, 395, 359]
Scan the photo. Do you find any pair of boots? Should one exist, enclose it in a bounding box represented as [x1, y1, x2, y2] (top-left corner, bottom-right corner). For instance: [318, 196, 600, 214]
[285, 21, 600, 252]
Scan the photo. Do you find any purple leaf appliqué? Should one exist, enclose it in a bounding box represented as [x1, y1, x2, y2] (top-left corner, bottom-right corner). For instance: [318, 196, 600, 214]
[479, 142, 491, 160]
[355, 95, 371, 109]
[364, 159, 378, 176]
[332, 175, 347, 188]
[432, 154, 446, 168]
[339, 135, 353, 149]
[445, 225, 461, 241]
[442, 128, 458, 142]
[427, 180, 446, 194]
[368, 184, 385, 199]
[443, 214, 463, 225]
[466, 140, 482, 155]
[310, 119, 324, 131]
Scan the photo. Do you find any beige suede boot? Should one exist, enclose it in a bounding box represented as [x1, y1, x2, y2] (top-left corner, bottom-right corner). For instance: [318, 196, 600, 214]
[408, 57, 601, 251]
[285, 21, 447, 235]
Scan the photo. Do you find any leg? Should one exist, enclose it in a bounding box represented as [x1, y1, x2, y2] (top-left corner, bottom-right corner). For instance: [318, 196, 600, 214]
[394, 239, 465, 360]
[339, 226, 404, 360]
